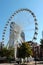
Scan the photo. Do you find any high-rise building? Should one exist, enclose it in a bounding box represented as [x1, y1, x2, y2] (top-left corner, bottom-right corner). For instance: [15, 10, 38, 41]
[21, 31, 25, 42]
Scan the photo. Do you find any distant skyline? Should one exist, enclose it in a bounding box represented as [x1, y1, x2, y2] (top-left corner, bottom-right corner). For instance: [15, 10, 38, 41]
[0, 0, 43, 44]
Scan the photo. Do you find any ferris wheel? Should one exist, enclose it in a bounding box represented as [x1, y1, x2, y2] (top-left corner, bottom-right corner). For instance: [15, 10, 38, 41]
[2, 8, 38, 46]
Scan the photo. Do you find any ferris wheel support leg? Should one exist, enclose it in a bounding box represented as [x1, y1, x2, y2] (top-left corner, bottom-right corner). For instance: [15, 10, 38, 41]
[14, 46, 17, 60]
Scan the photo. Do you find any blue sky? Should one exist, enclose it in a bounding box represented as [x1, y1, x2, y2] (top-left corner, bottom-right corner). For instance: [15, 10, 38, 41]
[0, 0, 43, 44]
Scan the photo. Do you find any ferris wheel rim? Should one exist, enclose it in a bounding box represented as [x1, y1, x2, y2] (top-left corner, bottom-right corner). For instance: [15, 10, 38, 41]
[2, 8, 38, 44]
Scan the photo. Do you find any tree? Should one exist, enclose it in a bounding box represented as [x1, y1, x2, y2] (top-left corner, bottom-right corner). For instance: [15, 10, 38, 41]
[17, 42, 32, 59]
[40, 39, 43, 47]
[0, 47, 14, 58]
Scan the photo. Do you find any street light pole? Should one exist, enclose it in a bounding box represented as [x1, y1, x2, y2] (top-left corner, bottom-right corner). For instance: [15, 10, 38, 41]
[34, 46, 37, 65]
[35, 55, 36, 65]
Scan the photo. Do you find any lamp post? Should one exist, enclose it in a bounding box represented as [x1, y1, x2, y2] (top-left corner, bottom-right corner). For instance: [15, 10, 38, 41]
[34, 46, 37, 65]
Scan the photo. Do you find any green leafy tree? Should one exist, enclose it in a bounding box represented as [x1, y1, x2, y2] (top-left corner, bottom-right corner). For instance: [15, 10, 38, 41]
[0, 47, 14, 58]
[17, 42, 32, 59]
[40, 39, 43, 48]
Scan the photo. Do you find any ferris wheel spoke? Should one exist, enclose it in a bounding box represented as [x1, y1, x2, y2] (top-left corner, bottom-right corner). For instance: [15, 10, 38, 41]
[23, 29, 35, 31]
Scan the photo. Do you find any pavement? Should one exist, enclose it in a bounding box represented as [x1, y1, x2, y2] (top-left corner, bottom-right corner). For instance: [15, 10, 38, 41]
[0, 61, 43, 65]
[0, 61, 35, 65]
[0, 63, 13, 65]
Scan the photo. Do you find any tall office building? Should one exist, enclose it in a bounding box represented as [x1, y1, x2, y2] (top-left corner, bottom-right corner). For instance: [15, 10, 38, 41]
[21, 31, 25, 42]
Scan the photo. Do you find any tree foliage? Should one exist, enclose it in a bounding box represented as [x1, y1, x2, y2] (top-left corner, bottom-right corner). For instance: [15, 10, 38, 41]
[0, 47, 14, 58]
[40, 39, 43, 48]
[17, 42, 32, 58]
